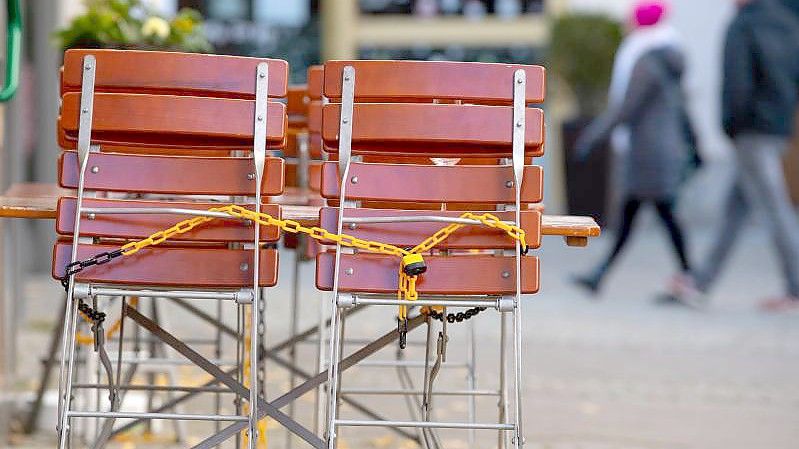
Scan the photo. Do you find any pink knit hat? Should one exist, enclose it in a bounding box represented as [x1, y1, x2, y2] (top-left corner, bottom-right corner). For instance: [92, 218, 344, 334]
[633, 1, 668, 27]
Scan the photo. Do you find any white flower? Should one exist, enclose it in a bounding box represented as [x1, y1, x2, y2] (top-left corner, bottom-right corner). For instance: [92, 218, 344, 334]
[141, 16, 170, 40]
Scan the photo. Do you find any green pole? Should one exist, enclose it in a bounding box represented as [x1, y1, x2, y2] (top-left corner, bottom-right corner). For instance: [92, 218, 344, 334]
[0, 0, 21, 102]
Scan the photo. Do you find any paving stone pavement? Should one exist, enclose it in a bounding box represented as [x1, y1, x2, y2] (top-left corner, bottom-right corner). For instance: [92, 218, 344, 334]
[5, 216, 798, 449]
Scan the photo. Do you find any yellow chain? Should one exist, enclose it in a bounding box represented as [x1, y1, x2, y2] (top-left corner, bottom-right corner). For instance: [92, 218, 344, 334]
[115, 205, 528, 322]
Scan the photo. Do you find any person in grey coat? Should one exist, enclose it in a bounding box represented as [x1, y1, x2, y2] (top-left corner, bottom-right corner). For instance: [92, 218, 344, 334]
[676, 0, 799, 310]
[572, 4, 693, 294]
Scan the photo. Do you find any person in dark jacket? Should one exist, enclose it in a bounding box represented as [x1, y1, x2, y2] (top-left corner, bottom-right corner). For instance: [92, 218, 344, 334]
[676, 0, 799, 310]
[572, 1, 693, 295]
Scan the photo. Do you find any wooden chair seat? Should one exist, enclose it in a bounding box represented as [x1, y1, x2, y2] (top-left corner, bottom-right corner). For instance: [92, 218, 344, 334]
[61, 49, 288, 99]
[320, 162, 542, 203]
[60, 93, 286, 150]
[54, 243, 278, 287]
[59, 151, 284, 196]
[57, 198, 282, 242]
[322, 103, 544, 156]
[318, 207, 541, 250]
[316, 252, 538, 295]
[323, 60, 544, 104]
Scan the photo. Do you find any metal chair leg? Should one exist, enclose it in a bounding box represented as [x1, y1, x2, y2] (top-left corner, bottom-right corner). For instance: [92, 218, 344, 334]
[512, 304, 524, 448]
[499, 312, 510, 449]
[56, 294, 80, 449]
[325, 304, 344, 449]
[286, 244, 303, 449]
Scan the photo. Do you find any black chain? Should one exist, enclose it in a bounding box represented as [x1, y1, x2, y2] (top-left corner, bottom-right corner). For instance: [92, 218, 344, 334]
[397, 306, 487, 350]
[77, 299, 106, 324]
[428, 307, 487, 324]
[60, 249, 124, 291]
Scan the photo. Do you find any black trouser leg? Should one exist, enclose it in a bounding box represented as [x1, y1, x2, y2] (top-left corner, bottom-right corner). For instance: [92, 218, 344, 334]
[593, 196, 643, 280]
[653, 198, 691, 272]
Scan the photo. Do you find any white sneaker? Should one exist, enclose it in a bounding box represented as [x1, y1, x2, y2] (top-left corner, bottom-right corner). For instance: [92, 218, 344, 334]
[760, 296, 799, 313]
[669, 273, 706, 309]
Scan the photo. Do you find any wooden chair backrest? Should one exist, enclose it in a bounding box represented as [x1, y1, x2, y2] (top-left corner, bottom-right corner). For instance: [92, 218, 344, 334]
[53, 49, 288, 288]
[316, 60, 546, 295]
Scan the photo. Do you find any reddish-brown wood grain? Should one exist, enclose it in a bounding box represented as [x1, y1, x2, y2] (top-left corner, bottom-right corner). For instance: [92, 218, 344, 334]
[320, 162, 543, 204]
[287, 84, 308, 127]
[283, 162, 323, 190]
[57, 198, 282, 242]
[307, 65, 324, 100]
[322, 103, 544, 156]
[62, 49, 289, 98]
[316, 252, 539, 294]
[59, 151, 284, 196]
[53, 243, 278, 287]
[283, 131, 323, 160]
[308, 101, 323, 134]
[318, 208, 541, 250]
[60, 93, 286, 150]
[323, 60, 545, 104]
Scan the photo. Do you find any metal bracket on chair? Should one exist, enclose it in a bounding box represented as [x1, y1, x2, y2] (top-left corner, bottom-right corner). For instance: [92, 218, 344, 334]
[511, 67, 528, 449]
[235, 288, 254, 305]
[72, 283, 91, 301]
[498, 297, 515, 313]
[248, 61, 270, 449]
[253, 63, 269, 184]
[57, 54, 97, 449]
[337, 66, 355, 178]
[336, 293, 355, 309]
[512, 70, 526, 193]
[77, 56, 97, 172]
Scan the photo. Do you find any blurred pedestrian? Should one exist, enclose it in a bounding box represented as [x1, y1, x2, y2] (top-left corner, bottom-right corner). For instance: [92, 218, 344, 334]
[571, 0, 695, 295]
[676, 0, 799, 310]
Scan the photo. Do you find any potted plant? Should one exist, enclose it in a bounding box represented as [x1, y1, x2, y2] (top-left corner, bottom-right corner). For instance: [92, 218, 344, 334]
[548, 13, 623, 225]
[55, 0, 212, 53]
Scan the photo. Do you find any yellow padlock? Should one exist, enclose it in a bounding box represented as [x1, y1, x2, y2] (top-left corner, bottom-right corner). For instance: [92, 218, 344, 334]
[401, 253, 427, 276]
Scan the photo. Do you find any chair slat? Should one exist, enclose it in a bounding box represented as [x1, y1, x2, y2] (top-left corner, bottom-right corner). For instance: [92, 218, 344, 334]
[59, 151, 284, 196]
[60, 93, 286, 150]
[287, 84, 308, 128]
[307, 65, 324, 100]
[320, 162, 542, 204]
[316, 252, 539, 294]
[53, 243, 278, 287]
[62, 49, 288, 98]
[324, 60, 545, 104]
[283, 130, 323, 159]
[284, 162, 322, 190]
[322, 103, 544, 156]
[308, 101, 323, 133]
[318, 208, 541, 250]
[57, 198, 281, 242]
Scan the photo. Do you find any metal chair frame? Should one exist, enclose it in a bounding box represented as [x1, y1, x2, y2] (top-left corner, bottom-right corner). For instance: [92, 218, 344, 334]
[54, 55, 281, 449]
[322, 65, 530, 448]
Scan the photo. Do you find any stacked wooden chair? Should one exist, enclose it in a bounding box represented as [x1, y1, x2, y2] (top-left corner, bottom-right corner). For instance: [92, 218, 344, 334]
[46, 49, 576, 449]
[52, 49, 304, 448]
[316, 60, 545, 448]
[279, 69, 327, 446]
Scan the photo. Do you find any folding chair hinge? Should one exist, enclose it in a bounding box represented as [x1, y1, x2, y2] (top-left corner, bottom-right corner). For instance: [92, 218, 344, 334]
[336, 293, 355, 309]
[235, 288, 254, 304]
[72, 283, 92, 300]
[498, 297, 515, 313]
